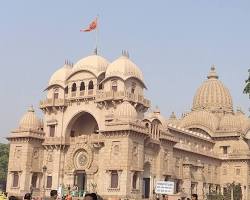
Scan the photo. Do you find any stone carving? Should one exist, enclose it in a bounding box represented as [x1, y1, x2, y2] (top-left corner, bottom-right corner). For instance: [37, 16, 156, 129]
[14, 147, 21, 159]
[33, 148, 39, 159]
[111, 141, 120, 156]
[66, 143, 93, 172]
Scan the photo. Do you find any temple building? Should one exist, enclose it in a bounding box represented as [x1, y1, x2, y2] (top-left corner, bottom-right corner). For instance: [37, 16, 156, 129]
[6, 51, 250, 200]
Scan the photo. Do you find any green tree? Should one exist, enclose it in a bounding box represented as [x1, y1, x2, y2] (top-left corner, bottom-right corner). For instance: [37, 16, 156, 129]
[243, 69, 250, 97]
[0, 143, 9, 190]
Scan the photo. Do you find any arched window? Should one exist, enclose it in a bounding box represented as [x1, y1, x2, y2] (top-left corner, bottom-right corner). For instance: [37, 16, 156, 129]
[80, 82, 85, 91]
[98, 83, 103, 90]
[111, 80, 118, 92]
[53, 88, 59, 99]
[131, 82, 136, 94]
[88, 81, 94, 90]
[132, 172, 138, 189]
[72, 83, 77, 92]
[110, 170, 118, 188]
[88, 81, 94, 95]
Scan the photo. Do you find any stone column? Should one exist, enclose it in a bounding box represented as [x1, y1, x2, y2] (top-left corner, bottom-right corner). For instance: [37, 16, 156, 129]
[196, 161, 204, 199]
[182, 157, 192, 197]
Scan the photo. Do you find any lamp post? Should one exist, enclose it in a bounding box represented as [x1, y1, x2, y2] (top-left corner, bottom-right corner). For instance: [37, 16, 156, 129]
[42, 166, 47, 200]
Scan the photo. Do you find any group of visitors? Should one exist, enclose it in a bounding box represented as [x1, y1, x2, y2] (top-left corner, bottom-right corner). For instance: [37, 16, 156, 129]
[2, 190, 199, 200]
[155, 193, 198, 200]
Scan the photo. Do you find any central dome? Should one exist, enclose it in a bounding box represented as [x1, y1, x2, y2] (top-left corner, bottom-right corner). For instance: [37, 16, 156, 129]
[72, 54, 109, 77]
[192, 66, 233, 113]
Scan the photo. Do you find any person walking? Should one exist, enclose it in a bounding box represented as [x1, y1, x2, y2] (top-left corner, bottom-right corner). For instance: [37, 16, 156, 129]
[191, 194, 198, 200]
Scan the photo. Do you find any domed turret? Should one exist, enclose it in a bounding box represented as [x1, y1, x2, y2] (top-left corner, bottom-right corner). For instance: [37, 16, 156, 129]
[114, 101, 138, 120]
[19, 106, 43, 131]
[219, 114, 240, 131]
[48, 63, 72, 86]
[72, 54, 109, 77]
[180, 110, 219, 135]
[192, 65, 233, 113]
[105, 52, 146, 88]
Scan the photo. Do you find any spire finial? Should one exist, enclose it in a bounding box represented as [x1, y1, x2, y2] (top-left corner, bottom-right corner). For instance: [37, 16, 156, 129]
[28, 105, 34, 112]
[94, 47, 98, 55]
[207, 64, 219, 79]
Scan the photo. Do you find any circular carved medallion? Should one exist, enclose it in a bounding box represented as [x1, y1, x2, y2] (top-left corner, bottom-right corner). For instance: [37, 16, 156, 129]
[74, 150, 89, 170]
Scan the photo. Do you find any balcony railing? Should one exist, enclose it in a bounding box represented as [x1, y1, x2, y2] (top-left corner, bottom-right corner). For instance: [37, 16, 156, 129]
[96, 91, 150, 107]
[40, 98, 66, 108]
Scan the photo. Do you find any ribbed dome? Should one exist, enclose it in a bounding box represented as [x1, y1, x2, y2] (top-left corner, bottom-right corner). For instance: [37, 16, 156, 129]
[114, 101, 138, 119]
[72, 54, 109, 77]
[19, 106, 42, 130]
[180, 110, 219, 132]
[192, 66, 233, 113]
[105, 55, 145, 87]
[49, 64, 71, 86]
[219, 114, 240, 131]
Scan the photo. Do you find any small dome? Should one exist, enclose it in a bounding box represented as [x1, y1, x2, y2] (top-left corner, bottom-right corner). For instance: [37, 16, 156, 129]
[114, 101, 138, 119]
[235, 110, 250, 134]
[219, 114, 240, 131]
[72, 54, 109, 77]
[19, 106, 42, 130]
[192, 66, 233, 113]
[49, 64, 71, 86]
[180, 110, 219, 133]
[167, 112, 179, 126]
[105, 54, 145, 87]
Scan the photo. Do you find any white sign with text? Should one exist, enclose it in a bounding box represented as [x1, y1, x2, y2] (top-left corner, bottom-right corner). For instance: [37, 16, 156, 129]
[155, 181, 175, 194]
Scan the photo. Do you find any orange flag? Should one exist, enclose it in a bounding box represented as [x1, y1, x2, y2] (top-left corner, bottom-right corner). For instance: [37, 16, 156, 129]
[80, 18, 97, 32]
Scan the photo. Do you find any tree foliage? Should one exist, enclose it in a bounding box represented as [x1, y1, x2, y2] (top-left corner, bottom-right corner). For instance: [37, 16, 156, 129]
[0, 143, 9, 187]
[243, 69, 250, 97]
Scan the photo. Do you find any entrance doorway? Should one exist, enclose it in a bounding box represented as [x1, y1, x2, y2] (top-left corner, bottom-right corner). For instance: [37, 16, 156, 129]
[143, 178, 150, 198]
[143, 162, 151, 198]
[74, 171, 86, 192]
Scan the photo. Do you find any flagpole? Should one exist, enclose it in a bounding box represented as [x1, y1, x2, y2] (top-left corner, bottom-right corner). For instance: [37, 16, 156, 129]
[95, 15, 99, 54]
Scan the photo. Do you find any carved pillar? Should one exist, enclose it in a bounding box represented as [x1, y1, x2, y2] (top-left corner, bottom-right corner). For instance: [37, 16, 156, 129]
[182, 157, 191, 197]
[196, 161, 204, 199]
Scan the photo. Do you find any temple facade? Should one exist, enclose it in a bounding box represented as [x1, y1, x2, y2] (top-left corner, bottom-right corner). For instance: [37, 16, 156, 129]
[6, 51, 250, 200]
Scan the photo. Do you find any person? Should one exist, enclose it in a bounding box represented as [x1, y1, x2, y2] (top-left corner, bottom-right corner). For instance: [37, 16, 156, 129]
[50, 190, 58, 200]
[84, 193, 97, 200]
[8, 196, 17, 200]
[162, 194, 168, 200]
[24, 193, 32, 200]
[191, 194, 198, 200]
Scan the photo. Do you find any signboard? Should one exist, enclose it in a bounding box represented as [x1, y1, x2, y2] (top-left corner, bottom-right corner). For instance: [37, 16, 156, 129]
[155, 181, 175, 194]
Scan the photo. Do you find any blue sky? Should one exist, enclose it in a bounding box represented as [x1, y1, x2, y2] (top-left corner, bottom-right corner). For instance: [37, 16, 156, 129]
[1, 0, 250, 142]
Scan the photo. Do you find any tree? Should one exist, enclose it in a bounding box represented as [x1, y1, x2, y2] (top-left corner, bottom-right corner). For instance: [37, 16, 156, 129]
[0, 143, 9, 191]
[243, 69, 250, 97]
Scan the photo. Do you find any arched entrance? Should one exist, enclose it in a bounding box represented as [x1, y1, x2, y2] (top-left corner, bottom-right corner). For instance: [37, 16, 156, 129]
[74, 170, 86, 192]
[143, 162, 151, 198]
[67, 112, 99, 137]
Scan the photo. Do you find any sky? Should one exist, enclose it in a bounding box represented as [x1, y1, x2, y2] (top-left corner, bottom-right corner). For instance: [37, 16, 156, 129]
[1, 0, 250, 143]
